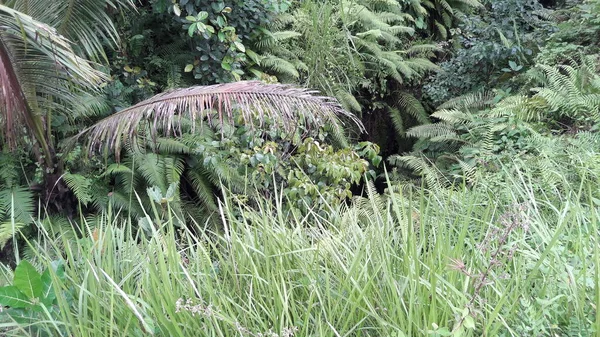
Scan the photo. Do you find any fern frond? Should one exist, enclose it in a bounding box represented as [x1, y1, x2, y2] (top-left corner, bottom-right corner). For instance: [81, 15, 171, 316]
[388, 107, 406, 136]
[336, 89, 362, 113]
[0, 186, 35, 226]
[186, 169, 219, 214]
[260, 55, 300, 78]
[394, 91, 429, 124]
[407, 123, 457, 139]
[63, 173, 93, 206]
[438, 91, 494, 110]
[431, 109, 470, 123]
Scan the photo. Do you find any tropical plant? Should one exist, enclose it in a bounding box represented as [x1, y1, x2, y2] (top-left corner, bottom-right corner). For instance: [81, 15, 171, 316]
[0, 0, 136, 213]
[392, 58, 600, 191]
[402, 0, 483, 39]
[247, 0, 442, 157]
[535, 0, 600, 65]
[0, 4, 105, 168]
[0, 260, 65, 332]
[423, 0, 552, 105]
[0, 154, 35, 250]
[389, 87, 546, 189]
[72, 81, 362, 155]
[524, 58, 600, 130]
[65, 107, 379, 223]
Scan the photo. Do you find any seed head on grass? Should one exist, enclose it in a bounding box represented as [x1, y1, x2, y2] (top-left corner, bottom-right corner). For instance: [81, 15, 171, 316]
[450, 203, 531, 333]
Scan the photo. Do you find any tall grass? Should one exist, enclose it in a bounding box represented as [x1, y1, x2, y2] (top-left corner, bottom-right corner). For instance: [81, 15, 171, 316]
[0, 171, 598, 336]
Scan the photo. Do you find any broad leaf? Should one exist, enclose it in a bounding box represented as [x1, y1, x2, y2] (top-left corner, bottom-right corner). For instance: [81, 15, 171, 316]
[50, 260, 66, 282]
[0, 286, 31, 308]
[40, 269, 56, 306]
[13, 260, 42, 299]
[5, 307, 37, 324]
[40, 260, 65, 306]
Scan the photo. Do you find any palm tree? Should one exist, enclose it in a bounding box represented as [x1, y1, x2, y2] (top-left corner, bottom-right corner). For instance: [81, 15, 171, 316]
[0, 4, 107, 168]
[0, 0, 133, 261]
[1, 0, 134, 169]
[1, 1, 363, 197]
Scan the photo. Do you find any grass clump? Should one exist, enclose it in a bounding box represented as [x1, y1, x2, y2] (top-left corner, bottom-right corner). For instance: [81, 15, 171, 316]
[0, 170, 598, 336]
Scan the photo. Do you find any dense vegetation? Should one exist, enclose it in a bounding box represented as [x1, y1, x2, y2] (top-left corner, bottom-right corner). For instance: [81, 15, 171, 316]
[0, 0, 599, 335]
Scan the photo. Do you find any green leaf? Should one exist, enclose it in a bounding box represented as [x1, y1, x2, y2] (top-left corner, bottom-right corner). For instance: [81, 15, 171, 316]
[206, 25, 215, 34]
[221, 61, 232, 71]
[14, 261, 42, 299]
[211, 2, 225, 13]
[147, 186, 163, 204]
[0, 286, 31, 308]
[216, 16, 225, 27]
[184, 64, 194, 72]
[188, 23, 197, 37]
[5, 307, 37, 324]
[50, 261, 65, 282]
[435, 327, 452, 336]
[234, 41, 245, 52]
[185, 16, 196, 22]
[40, 261, 64, 307]
[197, 11, 209, 21]
[508, 60, 522, 71]
[463, 316, 475, 329]
[173, 4, 181, 16]
[165, 183, 177, 200]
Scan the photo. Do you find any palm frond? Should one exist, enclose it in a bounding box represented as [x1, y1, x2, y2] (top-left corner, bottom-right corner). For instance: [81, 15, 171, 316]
[74, 81, 364, 156]
[0, 5, 106, 152]
[9, 0, 134, 62]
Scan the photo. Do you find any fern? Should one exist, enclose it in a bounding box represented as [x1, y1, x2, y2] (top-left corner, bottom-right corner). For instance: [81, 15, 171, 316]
[63, 173, 94, 207]
[251, 0, 438, 137]
[0, 186, 35, 247]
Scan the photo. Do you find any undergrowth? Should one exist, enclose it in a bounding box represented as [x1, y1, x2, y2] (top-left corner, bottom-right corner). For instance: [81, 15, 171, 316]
[0, 170, 598, 336]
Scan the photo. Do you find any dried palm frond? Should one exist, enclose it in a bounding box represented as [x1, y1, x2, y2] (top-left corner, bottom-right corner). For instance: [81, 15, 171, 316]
[74, 81, 364, 158]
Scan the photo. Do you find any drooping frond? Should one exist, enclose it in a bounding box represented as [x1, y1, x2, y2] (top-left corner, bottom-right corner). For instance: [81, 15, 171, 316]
[431, 109, 471, 124]
[63, 173, 94, 207]
[388, 154, 447, 191]
[0, 186, 35, 227]
[523, 60, 600, 124]
[7, 0, 134, 62]
[394, 91, 429, 124]
[0, 5, 107, 163]
[259, 55, 300, 78]
[73, 81, 364, 157]
[389, 107, 406, 136]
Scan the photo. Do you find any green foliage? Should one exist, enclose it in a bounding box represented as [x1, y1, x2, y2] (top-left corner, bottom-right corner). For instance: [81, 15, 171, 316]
[108, 0, 286, 88]
[423, 0, 553, 105]
[402, 0, 483, 39]
[395, 59, 600, 194]
[0, 154, 35, 249]
[1, 162, 599, 335]
[248, 0, 442, 148]
[61, 111, 379, 225]
[525, 57, 600, 129]
[535, 0, 600, 65]
[0, 260, 65, 330]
